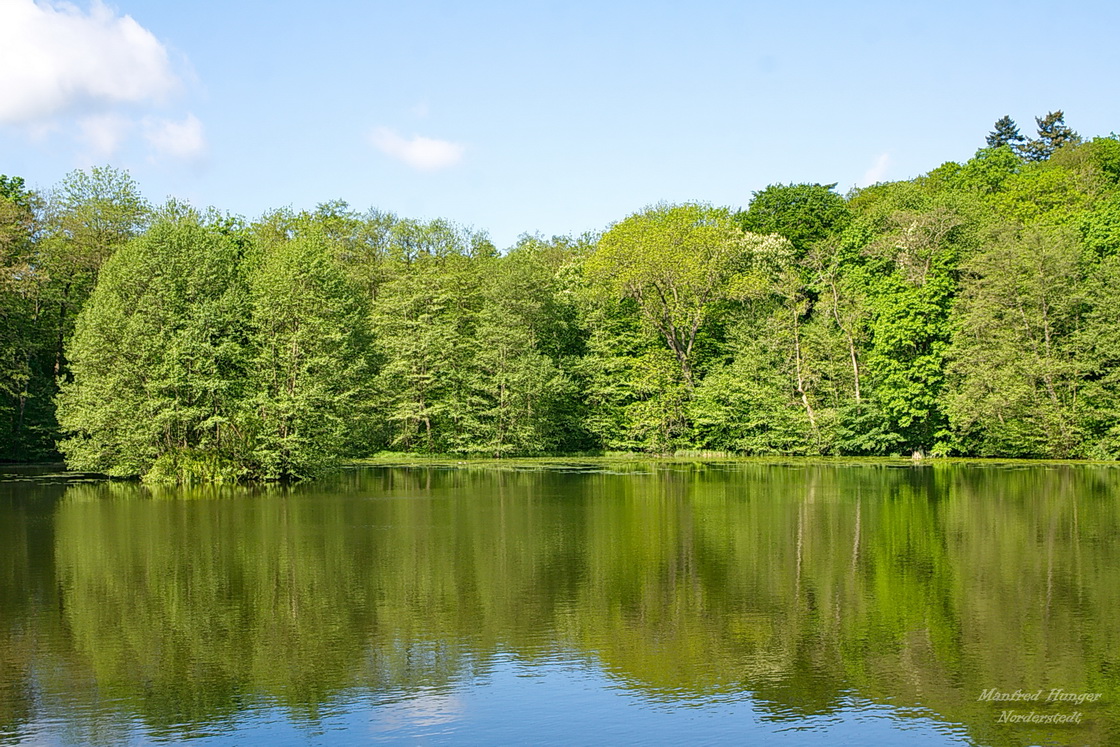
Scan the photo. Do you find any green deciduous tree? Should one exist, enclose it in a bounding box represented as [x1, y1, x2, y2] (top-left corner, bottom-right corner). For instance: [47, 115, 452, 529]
[0, 177, 51, 459]
[242, 220, 375, 479]
[41, 168, 149, 369]
[368, 218, 488, 453]
[56, 208, 251, 479]
[0, 168, 151, 461]
[456, 239, 581, 456]
[690, 310, 820, 454]
[736, 183, 851, 257]
[946, 226, 1084, 457]
[27, 126, 1120, 472]
[954, 146, 1021, 195]
[1075, 251, 1120, 457]
[586, 203, 788, 388]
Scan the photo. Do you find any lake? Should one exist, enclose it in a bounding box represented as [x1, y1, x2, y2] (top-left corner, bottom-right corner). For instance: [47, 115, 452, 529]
[1, 460, 1118, 745]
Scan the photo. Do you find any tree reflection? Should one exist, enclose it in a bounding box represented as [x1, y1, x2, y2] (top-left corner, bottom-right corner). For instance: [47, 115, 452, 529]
[0, 462, 1117, 745]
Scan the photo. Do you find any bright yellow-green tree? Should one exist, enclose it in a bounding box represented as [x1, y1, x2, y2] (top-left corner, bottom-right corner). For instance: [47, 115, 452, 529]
[585, 203, 788, 387]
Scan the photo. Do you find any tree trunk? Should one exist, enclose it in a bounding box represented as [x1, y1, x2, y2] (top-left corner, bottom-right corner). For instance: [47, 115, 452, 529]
[792, 308, 820, 449]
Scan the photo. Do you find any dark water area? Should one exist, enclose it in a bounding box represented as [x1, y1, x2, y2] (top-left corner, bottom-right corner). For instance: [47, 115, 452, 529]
[1, 461, 1118, 745]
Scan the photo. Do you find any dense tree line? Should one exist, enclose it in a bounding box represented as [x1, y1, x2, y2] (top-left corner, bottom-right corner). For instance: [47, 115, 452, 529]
[3, 116, 1120, 480]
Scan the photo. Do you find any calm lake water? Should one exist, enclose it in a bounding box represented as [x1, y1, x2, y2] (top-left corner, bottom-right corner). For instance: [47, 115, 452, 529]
[1, 460, 1118, 746]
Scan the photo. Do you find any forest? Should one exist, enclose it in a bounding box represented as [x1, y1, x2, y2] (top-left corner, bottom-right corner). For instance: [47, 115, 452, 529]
[3, 112, 1120, 481]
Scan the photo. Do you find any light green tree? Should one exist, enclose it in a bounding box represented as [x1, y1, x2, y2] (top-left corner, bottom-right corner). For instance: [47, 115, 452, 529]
[946, 225, 1084, 456]
[368, 219, 487, 453]
[585, 203, 789, 388]
[40, 167, 149, 379]
[243, 222, 374, 479]
[453, 240, 579, 456]
[56, 208, 250, 480]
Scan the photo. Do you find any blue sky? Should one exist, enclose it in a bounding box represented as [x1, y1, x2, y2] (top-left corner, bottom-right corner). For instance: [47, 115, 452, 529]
[2, 0, 1118, 248]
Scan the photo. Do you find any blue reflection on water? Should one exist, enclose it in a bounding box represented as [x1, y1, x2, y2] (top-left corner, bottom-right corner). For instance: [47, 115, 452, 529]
[17, 654, 972, 745]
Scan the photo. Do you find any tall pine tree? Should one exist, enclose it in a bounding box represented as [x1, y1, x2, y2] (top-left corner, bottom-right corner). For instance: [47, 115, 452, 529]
[1020, 111, 1080, 161]
[986, 115, 1024, 149]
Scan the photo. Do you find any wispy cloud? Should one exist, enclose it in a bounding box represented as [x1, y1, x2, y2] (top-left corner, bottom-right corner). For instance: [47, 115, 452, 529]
[370, 127, 465, 171]
[0, 0, 179, 125]
[861, 153, 891, 186]
[77, 112, 133, 159]
[144, 114, 206, 162]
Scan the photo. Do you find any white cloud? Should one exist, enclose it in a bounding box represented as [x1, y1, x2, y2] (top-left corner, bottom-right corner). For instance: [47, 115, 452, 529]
[144, 113, 206, 161]
[861, 153, 891, 186]
[77, 112, 133, 158]
[0, 0, 179, 125]
[370, 127, 465, 171]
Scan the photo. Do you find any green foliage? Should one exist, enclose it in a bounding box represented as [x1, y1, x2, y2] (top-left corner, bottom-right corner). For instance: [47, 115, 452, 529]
[946, 226, 1084, 457]
[369, 218, 485, 453]
[954, 146, 1021, 195]
[1081, 194, 1120, 258]
[735, 183, 851, 256]
[456, 242, 581, 455]
[17, 124, 1120, 475]
[587, 203, 789, 386]
[242, 223, 374, 479]
[56, 210, 251, 478]
[57, 207, 375, 481]
[1018, 110, 1081, 162]
[1072, 252, 1120, 458]
[690, 315, 818, 454]
[986, 115, 1024, 149]
[989, 160, 1093, 225]
[580, 204, 794, 451]
[0, 180, 49, 460]
[1084, 135, 1120, 185]
[44, 166, 150, 279]
[575, 298, 674, 451]
[0, 167, 151, 461]
[864, 272, 953, 451]
[841, 183, 976, 453]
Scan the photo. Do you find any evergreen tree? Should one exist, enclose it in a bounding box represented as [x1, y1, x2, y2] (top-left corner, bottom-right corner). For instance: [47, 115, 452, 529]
[986, 116, 1024, 149]
[1020, 111, 1081, 161]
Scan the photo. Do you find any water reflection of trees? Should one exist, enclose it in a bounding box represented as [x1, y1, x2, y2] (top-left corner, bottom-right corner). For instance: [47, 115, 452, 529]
[0, 463, 1117, 746]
